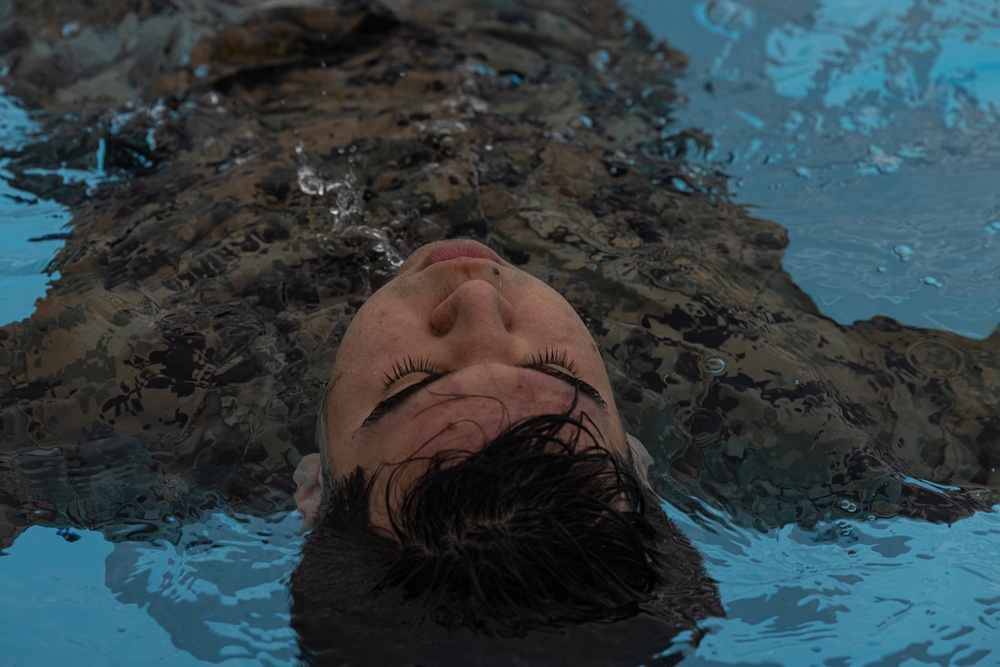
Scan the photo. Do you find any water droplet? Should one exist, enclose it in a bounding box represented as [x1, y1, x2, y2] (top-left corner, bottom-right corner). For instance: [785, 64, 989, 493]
[589, 49, 611, 72]
[671, 177, 694, 193]
[703, 356, 726, 374]
[877, 265, 887, 273]
[794, 166, 811, 179]
[297, 166, 326, 196]
[921, 275, 943, 288]
[702, 0, 756, 35]
[892, 244, 914, 262]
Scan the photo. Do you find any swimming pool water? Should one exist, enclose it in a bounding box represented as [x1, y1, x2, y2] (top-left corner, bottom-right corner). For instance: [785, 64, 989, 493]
[0, 93, 68, 322]
[1, 1, 999, 665]
[3, 499, 998, 665]
[630, 0, 1000, 339]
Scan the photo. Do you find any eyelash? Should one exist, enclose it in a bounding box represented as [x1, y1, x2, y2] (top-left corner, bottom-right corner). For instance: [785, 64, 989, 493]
[381, 347, 579, 390]
[383, 356, 442, 390]
[525, 347, 579, 375]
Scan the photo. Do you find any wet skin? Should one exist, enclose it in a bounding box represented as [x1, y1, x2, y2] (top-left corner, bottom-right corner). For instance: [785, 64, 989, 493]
[294, 239, 630, 531]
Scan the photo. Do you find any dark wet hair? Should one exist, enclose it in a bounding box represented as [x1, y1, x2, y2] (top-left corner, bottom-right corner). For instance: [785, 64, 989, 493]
[290, 412, 721, 664]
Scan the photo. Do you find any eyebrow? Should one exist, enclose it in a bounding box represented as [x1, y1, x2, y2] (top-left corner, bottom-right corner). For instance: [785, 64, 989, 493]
[358, 366, 609, 432]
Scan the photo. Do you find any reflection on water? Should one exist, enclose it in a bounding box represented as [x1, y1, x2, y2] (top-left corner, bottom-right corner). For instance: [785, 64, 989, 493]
[0, 512, 300, 666]
[662, 500, 1000, 666]
[629, 0, 1000, 337]
[2, 502, 997, 666]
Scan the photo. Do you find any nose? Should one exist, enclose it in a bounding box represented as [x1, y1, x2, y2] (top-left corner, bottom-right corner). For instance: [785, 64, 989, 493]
[429, 280, 515, 359]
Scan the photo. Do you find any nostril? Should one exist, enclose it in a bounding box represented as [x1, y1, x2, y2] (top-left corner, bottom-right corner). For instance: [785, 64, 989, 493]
[429, 296, 457, 335]
[500, 294, 514, 331]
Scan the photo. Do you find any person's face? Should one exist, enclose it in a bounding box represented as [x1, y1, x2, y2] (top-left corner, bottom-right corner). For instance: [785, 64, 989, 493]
[309, 239, 629, 530]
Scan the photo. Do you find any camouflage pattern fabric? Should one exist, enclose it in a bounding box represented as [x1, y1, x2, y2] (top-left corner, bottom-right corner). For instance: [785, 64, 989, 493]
[0, 0, 997, 552]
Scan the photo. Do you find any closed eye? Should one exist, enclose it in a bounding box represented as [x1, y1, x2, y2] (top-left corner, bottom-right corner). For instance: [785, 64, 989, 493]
[519, 363, 608, 411]
[361, 350, 607, 430]
[383, 356, 442, 392]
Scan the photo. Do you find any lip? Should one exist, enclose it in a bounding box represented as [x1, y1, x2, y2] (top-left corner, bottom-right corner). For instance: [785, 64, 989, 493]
[416, 240, 506, 271]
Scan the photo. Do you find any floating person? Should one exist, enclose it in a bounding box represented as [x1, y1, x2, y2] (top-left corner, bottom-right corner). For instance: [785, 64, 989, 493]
[0, 0, 998, 662]
[290, 238, 722, 662]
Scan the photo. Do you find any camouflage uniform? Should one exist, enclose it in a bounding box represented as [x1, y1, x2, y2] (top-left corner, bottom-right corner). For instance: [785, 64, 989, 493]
[1, 0, 997, 551]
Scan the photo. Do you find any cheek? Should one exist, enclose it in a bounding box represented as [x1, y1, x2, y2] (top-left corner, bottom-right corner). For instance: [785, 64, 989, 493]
[339, 309, 420, 369]
[521, 308, 597, 355]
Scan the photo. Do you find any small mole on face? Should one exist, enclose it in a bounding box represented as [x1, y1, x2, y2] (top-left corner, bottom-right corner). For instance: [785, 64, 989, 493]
[493, 268, 500, 276]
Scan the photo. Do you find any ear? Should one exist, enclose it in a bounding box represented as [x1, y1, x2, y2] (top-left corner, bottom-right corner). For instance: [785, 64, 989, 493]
[626, 433, 654, 482]
[293, 453, 324, 531]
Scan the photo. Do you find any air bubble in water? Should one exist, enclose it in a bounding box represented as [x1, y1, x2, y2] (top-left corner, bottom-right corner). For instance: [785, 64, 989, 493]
[892, 244, 914, 262]
[839, 499, 858, 513]
[703, 356, 726, 374]
[921, 275, 943, 288]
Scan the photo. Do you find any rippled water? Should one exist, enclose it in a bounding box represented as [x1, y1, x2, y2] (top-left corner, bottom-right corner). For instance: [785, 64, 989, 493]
[625, 2, 1000, 664]
[4, 500, 998, 665]
[662, 501, 1000, 666]
[2, 513, 301, 666]
[0, 94, 68, 321]
[2, 0, 999, 665]
[630, 0, 1000, 338]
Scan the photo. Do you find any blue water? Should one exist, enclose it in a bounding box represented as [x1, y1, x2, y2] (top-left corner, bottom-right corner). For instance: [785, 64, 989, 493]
[2, 1, 1000, 665]
[0, 94, 68, 322]
[630, 0, 1000, 339]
